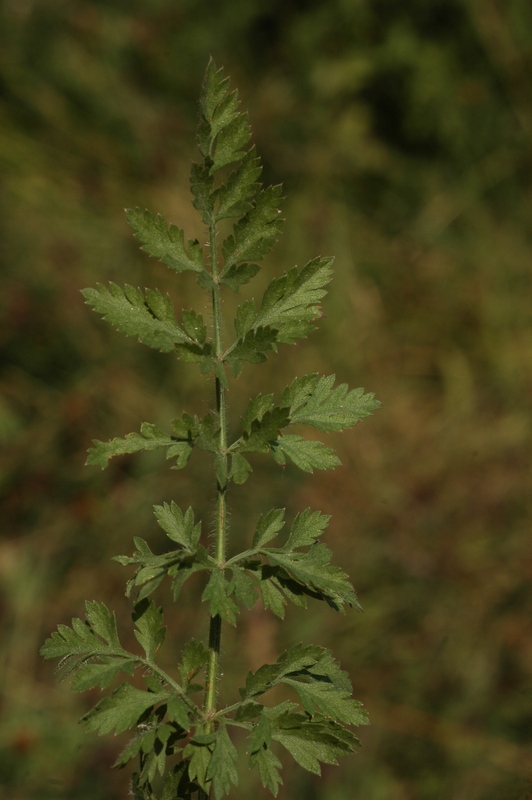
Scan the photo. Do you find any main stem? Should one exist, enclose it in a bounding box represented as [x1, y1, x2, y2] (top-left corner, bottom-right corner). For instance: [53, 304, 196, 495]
[203, 218, 228, 735]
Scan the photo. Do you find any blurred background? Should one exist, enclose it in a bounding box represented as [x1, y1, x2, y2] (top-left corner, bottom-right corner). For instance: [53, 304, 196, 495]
[1, 1, 531, 798]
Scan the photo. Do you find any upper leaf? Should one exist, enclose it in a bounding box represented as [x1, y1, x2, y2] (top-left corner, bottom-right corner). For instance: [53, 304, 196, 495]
[85, 600, 122, 648]
[220, 262, 260, 293]
[230, 374, 379, 475]
[230, 508, 358, 614]
[272, 435, 341, 473]
[211, 112, 252, 174]
[198, 58, 251, 174]
[201, 569, 239, 625]
[225, 327, 279, 378]
[241, 393, 275, 434]
[178, 640, 209, 691]
[283, 374, 381, 432]
[264, 544, 359, 612]
[252, 508, 286, 549]
[272, 713, 360, 775]
[125, 208, 205, 275]
[115, 537, 211, 602]
[70, 658, 135, 692]
[282, 508, 330, 551]
[200, 58, 231, 125]
[190, 162, 216, 226]
[253, 256, 333, 344]
[228, 452, 253, 485]
[215, 148, 262, 222]
[41, 602, 141, 692]
[241, 644, 368, 727]
[40, 600, 126, 662]
[87, 422, 176, 469]
[82, 283, 190, 353]
[238, 407, 290, 455]
[222, 186, 284, 271]
[222, 258, 333, 375]
[227, 569, 259, 610]
[153, 502, 201, 550]
[132, 599, 166, 661]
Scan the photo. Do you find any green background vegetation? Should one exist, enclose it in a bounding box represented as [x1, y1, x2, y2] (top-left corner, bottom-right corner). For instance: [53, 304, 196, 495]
[1, 1, 531, 798]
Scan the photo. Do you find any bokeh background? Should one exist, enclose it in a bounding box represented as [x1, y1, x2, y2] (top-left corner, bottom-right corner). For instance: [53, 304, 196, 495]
[1, 1, 531, 798]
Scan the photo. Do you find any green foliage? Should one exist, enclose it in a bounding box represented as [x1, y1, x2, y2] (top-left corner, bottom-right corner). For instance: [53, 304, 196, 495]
[41, 59, 379, 799]
[81, 283, 191, 353]
[125, 208, 205, 276]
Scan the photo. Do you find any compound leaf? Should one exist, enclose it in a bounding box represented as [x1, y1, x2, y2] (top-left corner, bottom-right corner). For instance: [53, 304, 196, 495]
[82, 283, 190, 352]
[40, 601, 127, 663]
[200, 58, 230, 127]
[222, 186, 284, 270]
[190, 162, 215, 225]
[82, 683, 170, 736]
[283, 508, 330, 551]
[85, 600, 122, 648]
[252, 509, 286, 549]
[181, 309, 207, 344]
[202, 570, 239, 625]
[233, 298, 257, 338]
[70, 658, 135, 692]
[132, 599, 166, 661]
[250, 745, 283, 796]
[215, 149, 262, 221]
[272, 435, 340, 472]
[265, 544, 359, 612]
[228, 568, 259, 609]
[220, 263, 260, 292]
[115, 538, 211, 603]
[272, 715, 359, 775]
[206, 724, 239, 800]
[254, 256, 333, 345]
[86, 422, 177, 469]
[211, 112, 251, 174]
[259, 578, 287, 619]
[178, 640, 209, 690]
[229, 452, 252, 484]
[225, 327, 278, 378]
[241, 644, 366, 722]
[153, 503, 201, 550]
[238, 407, 290, 454]
[284, 374, 381, 432]
[125, 208, 205, 275]
[248, 710, 273, 753]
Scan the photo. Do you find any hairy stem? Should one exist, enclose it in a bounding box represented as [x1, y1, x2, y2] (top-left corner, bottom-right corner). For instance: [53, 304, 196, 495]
[204, 217, 228, 741]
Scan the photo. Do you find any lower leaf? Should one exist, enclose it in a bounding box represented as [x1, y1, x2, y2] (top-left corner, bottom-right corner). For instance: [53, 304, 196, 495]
[272, 715, 359, 775]
[250, 746, 283, 796]
[82, 683, 170, 736]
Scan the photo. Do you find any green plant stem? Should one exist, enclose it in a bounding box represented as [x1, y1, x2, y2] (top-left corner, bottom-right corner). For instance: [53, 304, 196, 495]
[204, 219, 228, 743]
